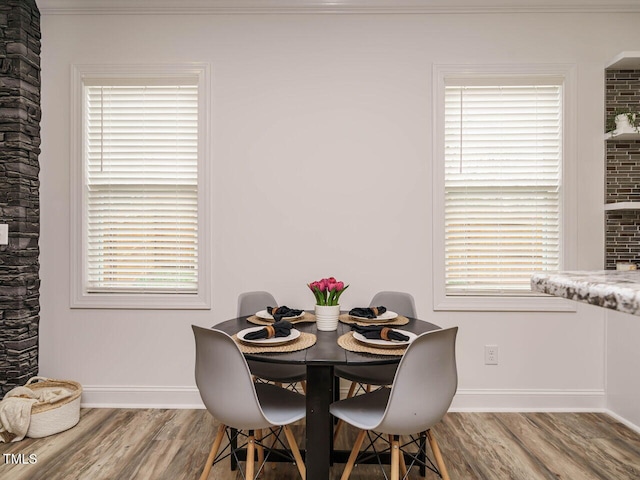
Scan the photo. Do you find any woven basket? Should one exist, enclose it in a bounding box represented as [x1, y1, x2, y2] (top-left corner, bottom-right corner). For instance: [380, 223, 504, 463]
[24, 377, 83, 439]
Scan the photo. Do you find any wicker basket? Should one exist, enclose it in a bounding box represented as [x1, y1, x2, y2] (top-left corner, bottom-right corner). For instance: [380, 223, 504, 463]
[23, 377, 83, 439]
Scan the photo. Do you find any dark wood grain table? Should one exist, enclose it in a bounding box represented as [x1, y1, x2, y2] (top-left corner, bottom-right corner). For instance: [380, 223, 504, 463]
[216, 314, 440, 480]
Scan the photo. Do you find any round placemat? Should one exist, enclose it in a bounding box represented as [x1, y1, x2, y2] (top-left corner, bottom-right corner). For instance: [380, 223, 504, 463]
[338, 313, 409, 327]
[233, 332, 317, 354]
[247, 312, 316, 326]
[337, 332, 408, 356]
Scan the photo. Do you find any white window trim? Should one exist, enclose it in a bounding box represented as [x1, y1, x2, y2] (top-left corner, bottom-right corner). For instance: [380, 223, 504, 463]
[70, 64, 211, 309]
[432, 63, 577, 312]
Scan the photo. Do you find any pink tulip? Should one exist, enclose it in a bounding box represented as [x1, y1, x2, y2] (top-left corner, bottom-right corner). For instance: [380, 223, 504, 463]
[318, 279, 327, 292]
[335, 281, 344, 291]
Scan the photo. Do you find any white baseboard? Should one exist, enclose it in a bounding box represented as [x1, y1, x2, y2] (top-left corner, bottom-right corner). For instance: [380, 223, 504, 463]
[82, 385, 605, 410]
[449, 388, 607, 411]
[81, 385, 204, 409]
[81, 385, 639, 434]
[602, 408, 640, 434]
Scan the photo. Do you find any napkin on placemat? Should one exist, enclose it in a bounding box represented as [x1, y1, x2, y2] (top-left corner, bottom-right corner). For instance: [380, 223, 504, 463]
[244, 321, 293, 340]
[267, 306, 304, 321]
[352, 325, 409, 342]
[348, 306, 387, 319]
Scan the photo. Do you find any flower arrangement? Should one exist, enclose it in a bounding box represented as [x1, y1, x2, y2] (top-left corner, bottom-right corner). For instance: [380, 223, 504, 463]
[308, 277, 349, 306]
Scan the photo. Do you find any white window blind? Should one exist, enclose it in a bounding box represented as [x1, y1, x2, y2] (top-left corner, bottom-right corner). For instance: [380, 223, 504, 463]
[84, 83, 198, 293]
[444, 83, 562, 295]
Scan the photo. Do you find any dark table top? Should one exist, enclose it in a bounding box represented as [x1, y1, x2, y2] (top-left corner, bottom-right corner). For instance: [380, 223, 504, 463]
[215, 313, 440, 366]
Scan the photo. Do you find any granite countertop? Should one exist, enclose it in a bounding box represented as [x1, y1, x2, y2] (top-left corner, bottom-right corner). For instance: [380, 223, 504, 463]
[531, 270, 640, 316]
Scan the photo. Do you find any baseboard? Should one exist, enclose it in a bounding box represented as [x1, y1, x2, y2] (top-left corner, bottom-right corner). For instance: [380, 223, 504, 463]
[81, 385, 639, 435]
[603, 408, 640, 434]
[81, 385, 606, 411]
[449, 388, 607, 411]
[81, 385, 204, 409]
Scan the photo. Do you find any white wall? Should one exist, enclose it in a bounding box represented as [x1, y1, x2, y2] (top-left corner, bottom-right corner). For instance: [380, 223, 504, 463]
[38, 10, 638, 410]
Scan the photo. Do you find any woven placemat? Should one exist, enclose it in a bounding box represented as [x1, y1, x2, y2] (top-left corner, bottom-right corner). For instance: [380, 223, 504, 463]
[337, 332, 408, 356]
[247, 312, 316, 326]
[338, 313, 409, 327]
[233, 332, 317, 354]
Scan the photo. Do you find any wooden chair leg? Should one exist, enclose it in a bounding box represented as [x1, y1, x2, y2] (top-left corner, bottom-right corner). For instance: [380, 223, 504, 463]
[399, 450, 408, 478]
[426, 429, 450, 480]
[256, 429, 264, 477]
[283, 425, 306, 480]
[246, 431, 255, 480]
[340, 429, 367, 480]
[333, 382, 358, 442]
[388, 435, 407, 478]
[390, 435, 400, 480]
[200, 423, 226, 480]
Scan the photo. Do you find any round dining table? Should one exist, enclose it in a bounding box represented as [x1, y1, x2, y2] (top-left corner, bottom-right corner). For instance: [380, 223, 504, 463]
[216, 313, 440, 480]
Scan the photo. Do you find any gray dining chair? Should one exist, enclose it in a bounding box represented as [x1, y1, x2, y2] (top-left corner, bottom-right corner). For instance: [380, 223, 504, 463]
[330, 326, 458, 480]
[192, 325, 306, 480]
[238, 291, 307, 391]
[333, 291, 417, 439]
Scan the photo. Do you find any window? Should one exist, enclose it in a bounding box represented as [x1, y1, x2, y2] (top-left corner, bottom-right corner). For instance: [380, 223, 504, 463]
[433, 65, 576, 311]
[71, 65, 210, 309]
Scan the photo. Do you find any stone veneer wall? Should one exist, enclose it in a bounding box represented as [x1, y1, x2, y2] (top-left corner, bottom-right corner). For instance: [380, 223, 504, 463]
[0, 0, 41, 395]
[605, 69, 640, 270]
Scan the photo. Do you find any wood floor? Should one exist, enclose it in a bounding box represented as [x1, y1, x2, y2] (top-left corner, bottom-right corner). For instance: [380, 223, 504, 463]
[0, 409, 639, 479]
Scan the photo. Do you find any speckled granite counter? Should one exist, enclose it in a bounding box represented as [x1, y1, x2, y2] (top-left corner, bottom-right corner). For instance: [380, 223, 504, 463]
[531, 270, 640, 316]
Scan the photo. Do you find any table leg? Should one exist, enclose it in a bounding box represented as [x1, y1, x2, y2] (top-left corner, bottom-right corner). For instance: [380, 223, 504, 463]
[305, 364, 334, 480]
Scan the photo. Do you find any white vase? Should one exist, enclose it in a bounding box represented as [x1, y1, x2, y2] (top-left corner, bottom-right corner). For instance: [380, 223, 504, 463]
[615, 113, 638, 133]
[315, 304, 340, 331]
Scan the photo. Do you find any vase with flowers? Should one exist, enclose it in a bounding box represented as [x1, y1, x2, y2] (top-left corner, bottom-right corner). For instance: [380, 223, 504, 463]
[308, 277, 349, 331]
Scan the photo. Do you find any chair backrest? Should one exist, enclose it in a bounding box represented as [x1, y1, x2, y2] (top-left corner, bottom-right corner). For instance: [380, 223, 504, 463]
[237, 291, 278, 317]
[369, 291, 417, 318]
[376, 327, 458, 435]
[192, 325, 271, 430]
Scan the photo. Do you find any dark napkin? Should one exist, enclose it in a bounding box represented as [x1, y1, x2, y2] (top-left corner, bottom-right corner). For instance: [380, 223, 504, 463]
[267, 306, 304, 321]
[352, 325, 409, 342]
[244, 320, 293, 340]
[348, 306, 388, 319]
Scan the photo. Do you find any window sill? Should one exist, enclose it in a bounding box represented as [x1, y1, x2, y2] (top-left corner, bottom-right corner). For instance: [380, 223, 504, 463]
[70, 292, 211, 310]
[434, 294, 577, 312]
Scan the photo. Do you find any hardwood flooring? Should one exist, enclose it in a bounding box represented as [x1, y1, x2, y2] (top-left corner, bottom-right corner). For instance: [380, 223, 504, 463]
[1, 409, 639, 479]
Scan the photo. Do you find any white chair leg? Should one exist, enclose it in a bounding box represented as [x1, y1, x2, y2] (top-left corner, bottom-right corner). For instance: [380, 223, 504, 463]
[426, 429, 450, 480]
[283, 425, 306, 480]
[340, 429, 367, 480]
[200, 423, 226, 480]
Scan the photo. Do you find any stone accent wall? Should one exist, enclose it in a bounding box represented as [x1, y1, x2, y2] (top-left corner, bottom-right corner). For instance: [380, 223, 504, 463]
[605, 70, 640, 270]
[0, 0, 41, 395]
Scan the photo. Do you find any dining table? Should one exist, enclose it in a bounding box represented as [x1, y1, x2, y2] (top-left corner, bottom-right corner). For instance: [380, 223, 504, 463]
[216, 311, 441, 480]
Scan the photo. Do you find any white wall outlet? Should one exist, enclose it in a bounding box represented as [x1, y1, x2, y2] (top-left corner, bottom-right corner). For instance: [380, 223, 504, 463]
[485, 345, 498, 365]
[0, 224, 8, 245]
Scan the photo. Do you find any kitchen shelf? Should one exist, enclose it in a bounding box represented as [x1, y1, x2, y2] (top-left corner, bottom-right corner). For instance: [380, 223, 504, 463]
[605, 131, 640, 141]
[604, 202, 640, 211]
[606, 52, 640, 70]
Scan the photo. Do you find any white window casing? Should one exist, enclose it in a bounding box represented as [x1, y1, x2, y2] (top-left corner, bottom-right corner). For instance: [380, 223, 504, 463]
[432, 64, 577, 312]
[70, 64, 211, 309]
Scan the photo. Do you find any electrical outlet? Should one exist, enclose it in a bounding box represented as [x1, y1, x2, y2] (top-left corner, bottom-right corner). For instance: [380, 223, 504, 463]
[485, 345, 498, 365]
[0, 224, 8, 245]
